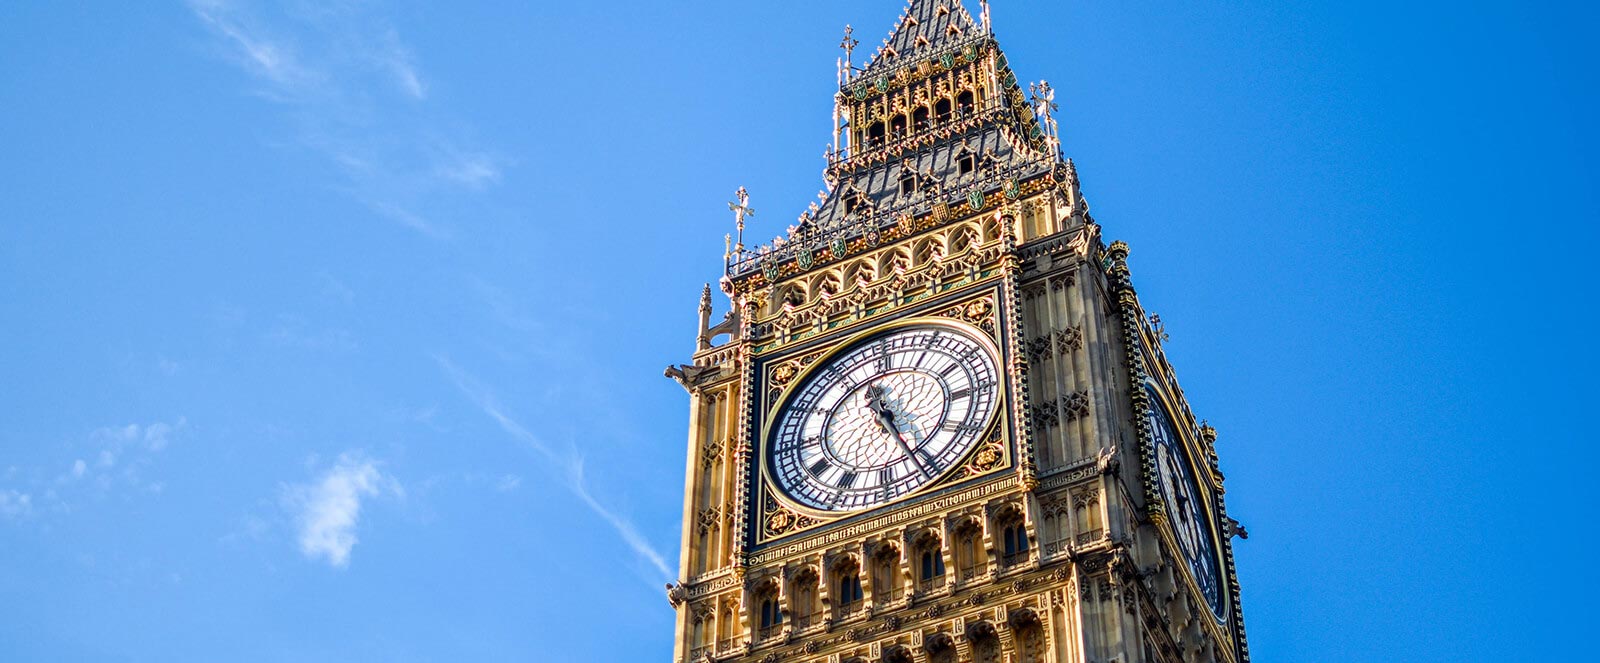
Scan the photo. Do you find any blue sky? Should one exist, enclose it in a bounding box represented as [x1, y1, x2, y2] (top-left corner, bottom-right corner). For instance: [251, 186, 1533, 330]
[1, 1, 1594, 661]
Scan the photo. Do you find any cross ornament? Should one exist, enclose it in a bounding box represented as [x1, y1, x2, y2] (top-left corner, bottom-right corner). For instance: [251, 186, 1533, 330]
[728, 187, 755, 254]
[840, 25, 858, 71]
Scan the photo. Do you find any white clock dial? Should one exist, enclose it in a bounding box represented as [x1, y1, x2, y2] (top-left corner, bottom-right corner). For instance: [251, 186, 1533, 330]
[1146, 385, 1227, 621]
[768, 324, 1001, 513]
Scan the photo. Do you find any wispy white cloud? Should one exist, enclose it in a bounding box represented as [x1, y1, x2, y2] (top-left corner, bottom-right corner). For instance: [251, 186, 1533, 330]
[263, 315, 358, 351]
[282, 452, 401, 568]
[436, 357, 674, 580]
[0, 490, 32, 520]
[186, 0, 501, 237]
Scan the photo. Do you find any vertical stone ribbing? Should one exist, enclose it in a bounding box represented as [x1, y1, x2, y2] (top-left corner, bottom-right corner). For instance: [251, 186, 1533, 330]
[1000, 207, 1037, 489]
[728, 298, 759, 577]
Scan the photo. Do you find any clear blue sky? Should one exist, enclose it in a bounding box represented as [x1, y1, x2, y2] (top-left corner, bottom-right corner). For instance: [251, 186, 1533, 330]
[1, 1, 1594, 661]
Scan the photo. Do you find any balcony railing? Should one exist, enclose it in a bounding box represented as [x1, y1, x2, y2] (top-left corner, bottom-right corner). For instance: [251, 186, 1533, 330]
[835, 601, 863, 620]
[1002, 552, 1030, 568]
[874, 586, 908, 605]
[790, 612, 819, 631]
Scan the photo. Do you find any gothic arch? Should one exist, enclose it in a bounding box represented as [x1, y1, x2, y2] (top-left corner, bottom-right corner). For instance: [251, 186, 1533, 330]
[789, 566, 822, 628]
[967, 621, 1002, 663]
[925, 632, 957, 663]
[951, 516, 987, 581]
[883, 644, 915, 663]
[1011, 608, 1047, 663]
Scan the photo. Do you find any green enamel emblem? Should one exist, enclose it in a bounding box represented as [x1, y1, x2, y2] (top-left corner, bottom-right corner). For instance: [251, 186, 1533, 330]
[940, 53, 956, 69]
[1004, 179, 1021, 200]
[831, 237, 848, 258]
[968, 191, 985, 211]
[853, 85, 869, 101]
[874, 77, 889, 92]
[797, 247, 814, 270]
[763, 260, 779, 281]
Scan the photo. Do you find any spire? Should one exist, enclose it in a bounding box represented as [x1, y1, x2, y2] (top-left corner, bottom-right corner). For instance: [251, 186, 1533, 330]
[695, 283, 714, 351]
[861, 0, 981, 76]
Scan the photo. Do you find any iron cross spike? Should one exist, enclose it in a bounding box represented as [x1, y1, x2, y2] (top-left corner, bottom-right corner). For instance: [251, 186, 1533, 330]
[728, 187, 755, 254]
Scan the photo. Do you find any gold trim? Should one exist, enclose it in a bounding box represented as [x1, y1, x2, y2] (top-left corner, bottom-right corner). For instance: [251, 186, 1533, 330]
[757, 315, 1008, 527]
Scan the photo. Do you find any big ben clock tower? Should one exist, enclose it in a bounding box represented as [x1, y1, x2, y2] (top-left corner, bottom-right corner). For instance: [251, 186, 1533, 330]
[665, 2, 1251, 662]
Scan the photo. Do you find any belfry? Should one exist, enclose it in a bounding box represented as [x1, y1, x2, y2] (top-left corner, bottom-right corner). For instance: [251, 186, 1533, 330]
[666, 2, 1251, 662]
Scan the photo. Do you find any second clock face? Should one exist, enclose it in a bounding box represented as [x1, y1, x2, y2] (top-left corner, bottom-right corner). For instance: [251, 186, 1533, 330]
[768, 324, 1001, 513]
[1146, 386, 1227, 621]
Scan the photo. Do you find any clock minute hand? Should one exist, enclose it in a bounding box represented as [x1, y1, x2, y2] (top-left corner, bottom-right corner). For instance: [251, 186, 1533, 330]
[862, 384, 931, 477]
[869, 397, 932, 479]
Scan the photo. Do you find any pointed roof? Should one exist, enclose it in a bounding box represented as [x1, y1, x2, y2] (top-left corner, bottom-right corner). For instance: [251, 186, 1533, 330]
[861, 0, 981, 76]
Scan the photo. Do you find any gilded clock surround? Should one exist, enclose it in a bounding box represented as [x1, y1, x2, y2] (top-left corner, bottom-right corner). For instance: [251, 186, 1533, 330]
[755, 302, 1014, 543]
[665, 4, 1251, 663]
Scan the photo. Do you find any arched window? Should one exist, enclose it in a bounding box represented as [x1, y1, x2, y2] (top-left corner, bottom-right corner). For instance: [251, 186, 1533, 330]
[871, 545, 902, 604]
[867, 122, 887, 147]
[890, 115, 908, 140]
[918, 545, 946, 590]
[755, 581, 783, 641]
[1002, 523, 1030, 564]
[912, 107, 930, 130]
[838, 573, 864, 608]
[955, 522, 985, 580]
[934, 98, 953, 122]
[790, 569, 820, 629]
[957, 91, 975, 117]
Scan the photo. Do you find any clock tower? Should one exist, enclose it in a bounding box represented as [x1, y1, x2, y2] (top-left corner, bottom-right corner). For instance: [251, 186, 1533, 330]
[665, 3, 1251, 662]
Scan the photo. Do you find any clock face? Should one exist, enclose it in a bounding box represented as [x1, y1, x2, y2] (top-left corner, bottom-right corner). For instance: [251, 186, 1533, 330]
[1146, 386, 1227, 621]
[767, 324, 1001, 513]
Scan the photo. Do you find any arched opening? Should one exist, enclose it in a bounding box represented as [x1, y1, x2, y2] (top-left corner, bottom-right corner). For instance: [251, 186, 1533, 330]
[717, 602, 738, 653]
[1012, 610, 1047, 663]
[954, 520, 986, 581]
[925, 632, 957, 663]
[871, 544, 903, 605]
[867, 121, 887, 147]
[883, 645, 915, 663]
[968, 622, 1001, 663]
[916, 534, 946, 592]
[934, 98, 953, 122]
[912, 106, 931, 131]
[999, 508, 1030, 568]
[957, 90, 975, 117]
[890, 114, 908, 140]
[790, 568, 820, 630]
[691, 615, 708, 656]
[833, 559, 864, 619]
[754, 580, 783, 642]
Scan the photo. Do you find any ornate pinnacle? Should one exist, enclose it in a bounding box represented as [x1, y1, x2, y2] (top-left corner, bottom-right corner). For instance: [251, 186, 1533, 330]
[839, 25, 858, 81]
[700, 283, 713, 313]
[1107, 240, 1130, 262]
